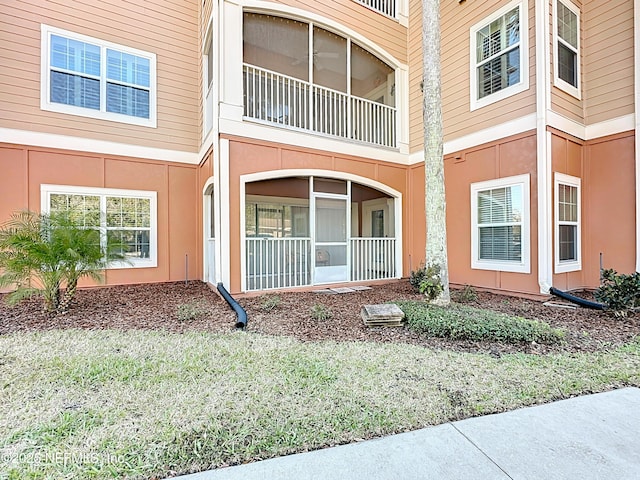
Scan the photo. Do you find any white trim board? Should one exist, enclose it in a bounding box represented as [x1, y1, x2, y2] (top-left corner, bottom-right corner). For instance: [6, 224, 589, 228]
[219, 118, 410, 164]
[0, 127, 199, 164]
[406, 112, 636, 164]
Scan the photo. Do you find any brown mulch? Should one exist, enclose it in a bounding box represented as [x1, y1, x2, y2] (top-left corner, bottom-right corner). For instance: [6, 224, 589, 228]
[1, 280, 638, 355]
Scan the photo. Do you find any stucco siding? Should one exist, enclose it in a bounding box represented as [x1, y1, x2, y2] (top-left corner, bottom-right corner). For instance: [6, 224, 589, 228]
[0, 143, 201, 286]
[443, 132, 540, 296]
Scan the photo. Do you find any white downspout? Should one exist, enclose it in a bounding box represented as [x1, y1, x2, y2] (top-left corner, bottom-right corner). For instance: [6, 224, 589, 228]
[536, 0, 553, 293]
[635, 0, 640, 272]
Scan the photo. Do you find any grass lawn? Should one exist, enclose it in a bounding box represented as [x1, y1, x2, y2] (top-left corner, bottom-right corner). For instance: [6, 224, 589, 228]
[1, 329, 639, 479]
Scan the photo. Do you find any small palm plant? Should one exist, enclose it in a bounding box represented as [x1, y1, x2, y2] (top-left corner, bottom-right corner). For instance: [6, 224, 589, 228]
[0, 210, 126, 315]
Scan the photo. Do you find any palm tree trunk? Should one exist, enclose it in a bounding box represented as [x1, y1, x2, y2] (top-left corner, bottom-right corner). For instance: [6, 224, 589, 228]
[58, 277, 78, 314]
[422, 0, 450, 305]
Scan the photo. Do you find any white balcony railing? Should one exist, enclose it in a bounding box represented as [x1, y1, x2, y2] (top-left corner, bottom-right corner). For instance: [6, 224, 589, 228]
[350, 237, 397, 281]
[243, 64, 397, 148]
[245, 236, 397, 291]
[354, 0, 396, 18]
[246, 237, 312, 291]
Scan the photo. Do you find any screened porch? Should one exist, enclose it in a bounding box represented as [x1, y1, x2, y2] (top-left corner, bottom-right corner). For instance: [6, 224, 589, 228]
[244, 177, 399, 291]
[242, 13, 397, 148]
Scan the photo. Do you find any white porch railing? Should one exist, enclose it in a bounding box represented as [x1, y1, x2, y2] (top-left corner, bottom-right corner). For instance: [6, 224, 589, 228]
[351, 96, 396, 147]
[243, 64, 397, 148]
[245, 236, 397, 291]
[246, 237, 312, 291]
[354, 0, 396, 18]
[350, 238, 397, 281]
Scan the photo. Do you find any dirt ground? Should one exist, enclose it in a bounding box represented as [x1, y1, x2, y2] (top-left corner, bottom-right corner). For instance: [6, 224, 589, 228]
[1, 280, 638, 355]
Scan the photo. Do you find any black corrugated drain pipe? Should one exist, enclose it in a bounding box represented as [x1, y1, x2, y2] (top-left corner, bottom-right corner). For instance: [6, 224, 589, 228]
[217, 282, 248, 330]
[548, 286, 605, 310]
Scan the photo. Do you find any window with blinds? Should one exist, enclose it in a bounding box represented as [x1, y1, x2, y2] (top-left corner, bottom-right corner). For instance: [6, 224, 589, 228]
[471, 174, 530, 273]
[470, 1, 528, 110]
[42, 25, 156, 127]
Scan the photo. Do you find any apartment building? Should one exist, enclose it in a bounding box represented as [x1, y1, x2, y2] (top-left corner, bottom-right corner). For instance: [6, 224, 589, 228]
[0, 0, 637, 297]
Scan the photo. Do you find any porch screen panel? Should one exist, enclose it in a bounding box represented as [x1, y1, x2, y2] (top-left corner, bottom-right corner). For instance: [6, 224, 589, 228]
[315, 197, 347, 268]
[315, 198, 346, 243]
[351, 43, 394, 107]
[243, 13, 309, 81]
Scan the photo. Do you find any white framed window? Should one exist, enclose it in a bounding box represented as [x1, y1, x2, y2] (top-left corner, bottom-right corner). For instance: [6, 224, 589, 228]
[554, 173, 581, 273]
[471, 174, 530, 273]
[40, 25, 157, 127]
[203, 21, 215, 136]
[41, 185, 158, 268]
[553, 0, 581, 98]
[470, 0, 529, 110]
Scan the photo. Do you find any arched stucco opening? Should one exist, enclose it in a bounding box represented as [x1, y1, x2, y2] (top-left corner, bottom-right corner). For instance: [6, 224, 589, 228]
[240, 170, 402, 291]
[202, 178, 216, 285]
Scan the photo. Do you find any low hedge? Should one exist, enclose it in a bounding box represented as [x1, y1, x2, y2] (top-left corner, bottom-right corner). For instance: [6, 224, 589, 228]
[396, 301, 565, 345]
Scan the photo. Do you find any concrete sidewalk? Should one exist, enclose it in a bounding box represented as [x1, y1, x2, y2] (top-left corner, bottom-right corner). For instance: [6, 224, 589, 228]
[175, 387, 640, 480]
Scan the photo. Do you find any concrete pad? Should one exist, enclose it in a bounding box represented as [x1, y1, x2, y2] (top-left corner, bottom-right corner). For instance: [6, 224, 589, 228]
[351, 286, 373, 291]
[330, 287, 356, 294]
[175, 424, 509, 480]
[312, 289, 337, 294]
[361, 304, 405, 327]
[454, 388, 640, 480]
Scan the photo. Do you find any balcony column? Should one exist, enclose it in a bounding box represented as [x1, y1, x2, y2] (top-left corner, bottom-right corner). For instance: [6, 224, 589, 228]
[219, 0, 244, 121]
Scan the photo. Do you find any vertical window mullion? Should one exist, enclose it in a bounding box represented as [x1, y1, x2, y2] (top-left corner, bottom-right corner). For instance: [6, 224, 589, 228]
[100, 195, 108, 254]
[100, 46, 106, 113]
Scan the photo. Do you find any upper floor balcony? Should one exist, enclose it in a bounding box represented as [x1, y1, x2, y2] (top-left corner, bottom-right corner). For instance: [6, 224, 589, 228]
[354, 0, 396, 19]
[242, 12, 397, 150]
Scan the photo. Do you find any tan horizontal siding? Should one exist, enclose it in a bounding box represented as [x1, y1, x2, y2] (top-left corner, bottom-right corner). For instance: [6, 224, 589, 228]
[583, 0, 634, 124]
[0, 0, 200, 154]
[408, 0, 422, 152]
[432, 0, 536, 150]
[260, 0, 407, 64]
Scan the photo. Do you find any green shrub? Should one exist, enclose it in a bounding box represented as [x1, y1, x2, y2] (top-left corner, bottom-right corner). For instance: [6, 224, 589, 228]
[0, 210, 126, 315]
[260, 294, 281, 312]
[453, 285, 478, 304]
[310, 304, 332, 321]
[396, 301, 565, 344]
[595, 269, 640, 317]
[409, 264, 443, 301]
[176, 302, 207, 322]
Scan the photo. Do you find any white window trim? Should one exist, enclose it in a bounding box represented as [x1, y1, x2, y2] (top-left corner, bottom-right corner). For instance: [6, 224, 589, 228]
[553, 0, 581, 99]
[471, 174, 531, 273]
[470, 0, 529, 111]
[554, 173, 581, 273]
[203, 20, 215, 137]
[40, 24, 157, 128]
[40, 184, 158, 269]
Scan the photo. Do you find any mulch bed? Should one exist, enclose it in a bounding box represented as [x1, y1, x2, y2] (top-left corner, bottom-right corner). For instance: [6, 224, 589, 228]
[1, 280, 639, 355]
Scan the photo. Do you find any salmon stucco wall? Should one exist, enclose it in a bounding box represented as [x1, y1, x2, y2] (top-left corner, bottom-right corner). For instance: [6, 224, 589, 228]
[443, 132, 540, 295]
[551, 130, 585, 291]
[550, 130, 636, 291]
[583, 132, 636, 285]
[0, 143, 201, 287]
[224, 135, 415, 294]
